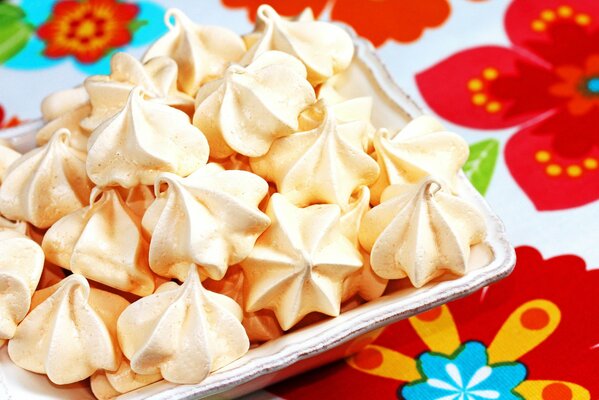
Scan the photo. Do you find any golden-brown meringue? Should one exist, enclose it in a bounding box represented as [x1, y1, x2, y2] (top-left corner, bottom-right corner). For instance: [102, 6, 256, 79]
[0, 128, 92, 228]
[36, 104, 91, 153]
[359, 179, 486, 287]
[369, 116, 469, 205]
[143, 8, 246, 95]
[240, 194, 362, 330]
[0, 232, 44, 340]
[117, 184, 156, 219]
[81, 52, 194, 131]
[40, 86, 89, 122]
[250, 101, 379, 209]
[193, 50, 315, 158]
[42, 188, 155, 296]
[91, 359, 162, 400]
[117, 267, 249, 384]
[142, 164, 270, 281]
[86, 87, 209, 188]
[242, 5, 354, 85]
[0, 141, 21, 182]
[204, 266, 283, 342]
[8, 274, 128, 384]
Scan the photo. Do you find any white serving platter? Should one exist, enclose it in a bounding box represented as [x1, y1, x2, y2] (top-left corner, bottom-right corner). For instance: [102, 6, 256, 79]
[0, 28, 516, 400]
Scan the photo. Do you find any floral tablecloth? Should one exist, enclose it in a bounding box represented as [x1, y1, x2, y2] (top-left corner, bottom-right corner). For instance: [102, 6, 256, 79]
[0, 0, 597, 399]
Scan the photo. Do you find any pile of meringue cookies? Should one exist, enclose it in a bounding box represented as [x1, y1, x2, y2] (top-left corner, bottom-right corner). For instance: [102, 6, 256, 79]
[0, 5, 488, 399]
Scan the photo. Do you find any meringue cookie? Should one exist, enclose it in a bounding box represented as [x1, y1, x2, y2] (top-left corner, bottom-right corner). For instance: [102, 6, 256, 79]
[91, 359, 162, 400]
[0, 142, 21, 182]
[86, 87, 209, 188]
[0, 128, 92, 228]
[117, 184, 156, 219]
[240, 194, 362, 330]
[81, 52, 194, 131]
[250, 101, 379, 209]
[42, 188, 155, 296]
[0, 214, 28, 235]
[369, 116, 469, 205]
[143, 8, 246, 95]
[242, 5, 354, 85]
[40, 86, 89, 121]
[359, 179, 486, 287]
[36, 104, 91, 152]
[8, 274, 128, 384]
[193, 50, 315, 158]
[204, 266, 283, 342]
[142, 164, 270, 281]
[117, 267, 249, 384]
[214, 153, 252, 172]
[0, 232, 44, 340]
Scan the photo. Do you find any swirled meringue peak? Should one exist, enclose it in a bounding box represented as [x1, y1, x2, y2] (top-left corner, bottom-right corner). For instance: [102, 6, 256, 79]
[250, 101, 379, 209]
[143, 8, 246, 95]
[240, 194, 362, 330]
[142, 164, 270, 281]
[0, 128, 92, 228]
[36, 103, 91, 153]
[86, 86, 209, 188]
[370, 115, 469, 205]
[0, 141, 21, 183]
[81, 52, 194, 131]
[0, 232, 44, 340]
[117, 266, 249, 384]
[42, 187, 155, 296]
[193, 50, 315, 158]
[359, 179, 486, 287]
[91, 358, 162, 400]
[41, 86, 89, 122]
[8, 274, 128, 384]
[242, 5, 354, 85]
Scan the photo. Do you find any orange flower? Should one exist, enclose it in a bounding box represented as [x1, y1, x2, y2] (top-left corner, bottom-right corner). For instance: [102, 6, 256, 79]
[37, 0, 139, 63]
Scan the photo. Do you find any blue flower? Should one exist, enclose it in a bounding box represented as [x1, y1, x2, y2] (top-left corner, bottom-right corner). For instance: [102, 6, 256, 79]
[401, 341, 526, 400]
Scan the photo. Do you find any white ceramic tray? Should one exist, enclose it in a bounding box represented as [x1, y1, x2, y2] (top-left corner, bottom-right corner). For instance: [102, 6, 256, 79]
[0, 30, 516, 400]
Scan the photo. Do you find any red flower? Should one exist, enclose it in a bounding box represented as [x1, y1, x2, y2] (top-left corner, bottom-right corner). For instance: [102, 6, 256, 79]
[37, 0, 139, 64]
[416, 0, 599, 210]
[268, 246, 599, 399]
[0, 104, 20, 129]
[222, 0, 452, 46]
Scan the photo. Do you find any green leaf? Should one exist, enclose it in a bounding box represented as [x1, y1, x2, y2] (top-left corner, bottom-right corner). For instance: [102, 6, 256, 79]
[129, 19, 148, 33]
[0, 3, 25, 25]
[0, 20, 33, 64]
[463, 139, 499, 196]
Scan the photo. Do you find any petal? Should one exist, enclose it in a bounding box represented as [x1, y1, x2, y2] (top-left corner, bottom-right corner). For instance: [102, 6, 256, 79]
[477, 363, 527, 393]
[452, 342, 489, 384]
[505, 0, 599, 66]
[416, 46, 556, 129]
[505, 123, 599, 210]
[418, 352, 454, 382]
[401, 381, 458, 400]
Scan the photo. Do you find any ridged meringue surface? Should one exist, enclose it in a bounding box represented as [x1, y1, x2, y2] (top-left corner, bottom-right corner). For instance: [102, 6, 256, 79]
[359, 179, 486, 287]
[0, 232, 44, 340]
[242, 5, 354, 85]
[86, 87, 209, 188]
[91, 359, 162, 400]
[117, 267, 249, 384]
[42, 188, 155, 296]
[143, 8, 246, 95]
[41, 86, 89, 122]
[0, 128, 92, 228]
[193, 50, 315, 158]
[370, 116, 469, 205]
[0, 142, 21, 183]
[36, 104, 91, 153]
[142, 164, 270, 281]
[8, 274, 128, 384]
[82, 52, 194, 131]
[240, 194, 362, 330]
[250, 101, 379, 209]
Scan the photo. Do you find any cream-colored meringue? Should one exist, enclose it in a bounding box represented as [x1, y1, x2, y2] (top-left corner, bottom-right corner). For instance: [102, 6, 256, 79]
[204, 266, 283, 342]
[117, 184, 156, 219]
[0, 142, 21, 182]
[117, 267, 249, 384]
[0, 128, 92, 228]
[41, 86, 89, 121]
[250, 101, 379, 209]
[86, 87, 209, 188]
[81, 52, 194, 131]
[0, 214, 28, 235]
[369, 116, 469, 205]
[91, 359, 162, 400]
[42, 188, 155, 296]
[142, 164, 270, 281]
[143, 8, 246, 95]
[242, 5, 354, 85]
[36, 104, 91, 153]
[213, 153, 252, 172]
[240, 194, 362, 330]
[193, 50, 315, 158]
[8, 274, 128, 384]
[0, 232, 44, 340]
[359, 179, 486, 287]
